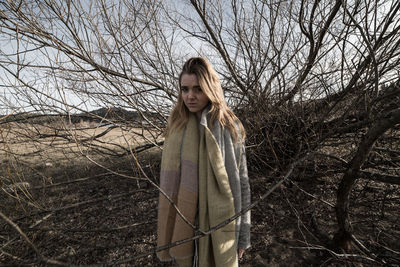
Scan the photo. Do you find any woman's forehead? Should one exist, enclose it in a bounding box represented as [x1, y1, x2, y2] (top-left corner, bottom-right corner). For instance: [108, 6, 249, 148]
[181, 73, 199, 85]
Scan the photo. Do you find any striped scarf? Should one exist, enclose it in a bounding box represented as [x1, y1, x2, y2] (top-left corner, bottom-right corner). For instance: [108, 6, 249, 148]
[157, 112, 238, 267]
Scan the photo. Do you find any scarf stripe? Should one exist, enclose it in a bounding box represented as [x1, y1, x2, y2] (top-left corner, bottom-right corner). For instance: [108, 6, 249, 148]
[157, 114, 199, 262]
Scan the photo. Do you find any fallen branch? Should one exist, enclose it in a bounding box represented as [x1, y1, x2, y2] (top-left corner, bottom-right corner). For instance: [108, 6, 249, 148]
[291, 245, 381, 265]
[30, 172, 113, 190]
[14, 189, 153, 222]
[26, 220, 157, 233]
[0, 210, 70, 266]
[359, 170, 400, 185]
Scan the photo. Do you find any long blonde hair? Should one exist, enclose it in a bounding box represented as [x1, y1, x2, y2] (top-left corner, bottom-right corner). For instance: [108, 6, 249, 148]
[166, 57, 245, 142]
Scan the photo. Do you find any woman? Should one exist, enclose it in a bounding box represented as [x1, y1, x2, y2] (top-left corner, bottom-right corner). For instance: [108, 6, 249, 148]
[157, 57, 251, 267]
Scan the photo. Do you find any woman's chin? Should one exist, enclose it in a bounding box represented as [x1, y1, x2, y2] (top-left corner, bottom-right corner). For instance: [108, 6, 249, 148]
[187, 107, 199, 113]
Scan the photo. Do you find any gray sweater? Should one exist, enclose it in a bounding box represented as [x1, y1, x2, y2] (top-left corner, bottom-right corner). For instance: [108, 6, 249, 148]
[199, 108, 251, 250]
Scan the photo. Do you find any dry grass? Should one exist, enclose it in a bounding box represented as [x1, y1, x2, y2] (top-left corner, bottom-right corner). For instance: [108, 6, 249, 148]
[0, 122, 161, 165]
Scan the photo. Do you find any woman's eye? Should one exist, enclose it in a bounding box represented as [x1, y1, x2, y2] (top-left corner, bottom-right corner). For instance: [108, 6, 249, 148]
[196, 87, 202, 92]
[181, 87, 188, 92]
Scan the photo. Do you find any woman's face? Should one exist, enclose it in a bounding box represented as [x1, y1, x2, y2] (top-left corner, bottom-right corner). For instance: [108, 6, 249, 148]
[181, 73, 210, 118]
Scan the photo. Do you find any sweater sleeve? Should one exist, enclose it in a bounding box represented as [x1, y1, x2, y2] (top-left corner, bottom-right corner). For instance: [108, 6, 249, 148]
[238, 142, 251, 249]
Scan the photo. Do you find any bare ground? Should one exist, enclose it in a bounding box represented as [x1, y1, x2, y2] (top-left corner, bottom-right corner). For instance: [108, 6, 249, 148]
[1, 147, 399, 266]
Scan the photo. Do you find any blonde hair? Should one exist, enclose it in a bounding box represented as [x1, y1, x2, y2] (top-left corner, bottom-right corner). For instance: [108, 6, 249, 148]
[166, 57, 245, 142]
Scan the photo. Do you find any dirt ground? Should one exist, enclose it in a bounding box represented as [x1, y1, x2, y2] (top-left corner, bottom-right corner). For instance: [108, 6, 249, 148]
[1, 145, 399, 266]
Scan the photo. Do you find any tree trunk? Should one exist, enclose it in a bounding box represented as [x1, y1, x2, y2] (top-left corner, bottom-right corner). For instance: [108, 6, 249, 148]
[335, 108, 400, 250]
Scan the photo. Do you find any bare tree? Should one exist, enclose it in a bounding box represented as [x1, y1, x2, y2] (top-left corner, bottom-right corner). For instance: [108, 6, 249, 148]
[0, 0, 399, 265]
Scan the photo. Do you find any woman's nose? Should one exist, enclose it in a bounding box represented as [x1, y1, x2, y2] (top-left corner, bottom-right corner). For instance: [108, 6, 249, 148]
[188, 90, 195, 99]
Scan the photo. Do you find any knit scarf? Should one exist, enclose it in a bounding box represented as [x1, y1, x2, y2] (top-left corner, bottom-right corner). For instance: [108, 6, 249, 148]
[157, 112, 238, 267]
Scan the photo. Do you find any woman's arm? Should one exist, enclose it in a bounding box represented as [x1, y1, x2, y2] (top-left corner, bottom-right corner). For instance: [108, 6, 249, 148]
[238, 142, 251, 250]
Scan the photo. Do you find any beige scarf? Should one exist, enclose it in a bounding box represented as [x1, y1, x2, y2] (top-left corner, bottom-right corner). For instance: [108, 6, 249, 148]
[157, 112, 238, 267]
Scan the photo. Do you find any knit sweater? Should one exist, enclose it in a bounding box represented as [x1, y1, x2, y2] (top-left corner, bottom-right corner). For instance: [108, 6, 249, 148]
[199, 108, 251, 250]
